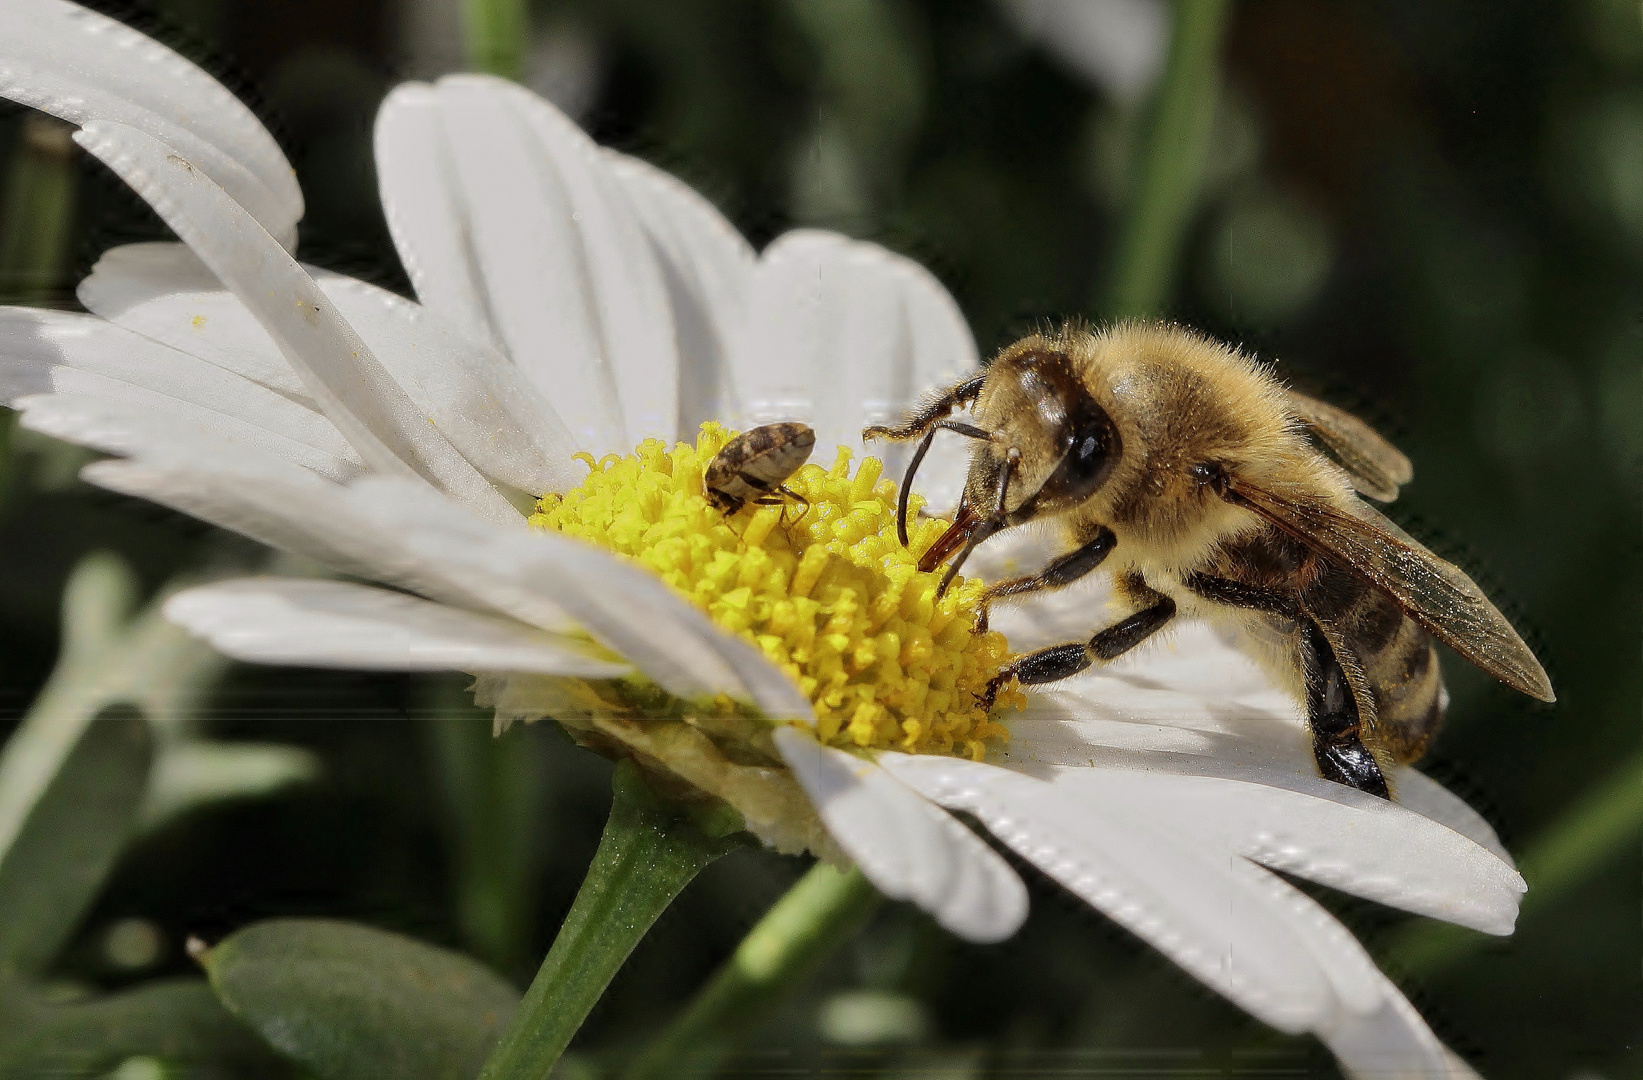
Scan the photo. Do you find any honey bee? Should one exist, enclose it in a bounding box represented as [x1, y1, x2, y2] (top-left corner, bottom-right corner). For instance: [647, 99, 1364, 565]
[865, 323, 1553, 798]
[704, 422, 815, 519]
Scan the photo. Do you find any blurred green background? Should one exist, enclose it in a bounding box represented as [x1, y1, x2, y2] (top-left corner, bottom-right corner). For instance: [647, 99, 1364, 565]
[0, 0, 1638, 1077]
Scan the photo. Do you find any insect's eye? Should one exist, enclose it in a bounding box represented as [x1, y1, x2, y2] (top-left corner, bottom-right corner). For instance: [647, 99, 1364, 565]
[1011, 396, 1121, 520]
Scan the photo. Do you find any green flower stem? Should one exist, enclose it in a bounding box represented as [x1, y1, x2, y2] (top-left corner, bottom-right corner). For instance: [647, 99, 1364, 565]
[1102, 0, 1231, 319]
[0, 113, 78, 306]
[1383, 745, 1643, 978]
[619, 863, 880, 1080]
[477, 762, 744, 1080]
[465, 0, 529, 81]
[423, 682, 546, 977]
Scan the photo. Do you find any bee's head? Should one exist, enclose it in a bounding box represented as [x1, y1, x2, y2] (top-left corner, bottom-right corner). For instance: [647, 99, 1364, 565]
[968, 346, 1122, 526]
[916, 344, 1122, 585]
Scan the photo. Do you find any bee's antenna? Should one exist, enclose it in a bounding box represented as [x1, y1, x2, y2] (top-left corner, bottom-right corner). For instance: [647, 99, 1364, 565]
[896, 426, 939, 547]
[895, 419, 996, 547]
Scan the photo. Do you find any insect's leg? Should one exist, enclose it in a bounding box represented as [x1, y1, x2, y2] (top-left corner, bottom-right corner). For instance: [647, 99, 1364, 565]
[973, 525, 1117, 633]
[1300, 623, 1389, 799]
[1180, 572, 1302, 618]
[862, 372, 988, 443]
[983, 575, 1175, 709]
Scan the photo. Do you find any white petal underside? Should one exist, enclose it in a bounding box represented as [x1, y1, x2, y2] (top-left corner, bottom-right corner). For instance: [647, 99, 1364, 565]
[603, 150, 756, 433]
[71, 121, 513, 521]
[377, 77, 682, 453]
[773, 729, 1027, 943]
[0, 0, 302, 247]
[165, 578, 626, 677]
[733, 230, 980, 511]
[0, 306, 361, 477]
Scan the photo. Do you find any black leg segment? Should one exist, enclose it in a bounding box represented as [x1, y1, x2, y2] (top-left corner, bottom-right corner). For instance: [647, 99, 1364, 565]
[975, 526, 1117, 632]
[983, 585, 1176, 708]
[1300, 623, 1389, 799]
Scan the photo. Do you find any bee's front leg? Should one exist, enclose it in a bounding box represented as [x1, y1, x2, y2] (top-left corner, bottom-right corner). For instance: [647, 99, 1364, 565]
[862, 371, 988, 443]
[972, 525, 1117, 633]
[983, 573, 1175, 709]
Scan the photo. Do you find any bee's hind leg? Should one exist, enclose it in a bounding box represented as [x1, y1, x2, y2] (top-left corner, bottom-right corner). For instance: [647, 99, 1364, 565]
[1301, 624, 1390, 800]
[983, 574, 1174, 709]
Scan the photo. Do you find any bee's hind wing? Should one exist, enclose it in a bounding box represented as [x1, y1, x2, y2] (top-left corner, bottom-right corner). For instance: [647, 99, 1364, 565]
[1282, 389, 1412, 503]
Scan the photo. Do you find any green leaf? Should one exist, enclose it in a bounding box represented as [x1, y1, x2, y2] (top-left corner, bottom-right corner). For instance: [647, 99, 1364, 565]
[202, 918, 521, 1080]
[0, 703, 152, 976]
[0, 976, 282, 1079]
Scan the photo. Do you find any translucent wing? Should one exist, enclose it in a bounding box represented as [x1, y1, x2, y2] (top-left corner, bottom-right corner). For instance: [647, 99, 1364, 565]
[1227, 479, 1554, 702]
[1283, 389, 1412, 503]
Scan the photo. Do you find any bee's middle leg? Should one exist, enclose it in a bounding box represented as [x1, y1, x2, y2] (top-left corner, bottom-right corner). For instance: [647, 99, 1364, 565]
[973, 525, 1116, 632]
[983, 575, 1174, 708]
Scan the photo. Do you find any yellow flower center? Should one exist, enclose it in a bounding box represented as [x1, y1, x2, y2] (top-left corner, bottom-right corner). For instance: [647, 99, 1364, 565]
[529, 423, 1021, 761]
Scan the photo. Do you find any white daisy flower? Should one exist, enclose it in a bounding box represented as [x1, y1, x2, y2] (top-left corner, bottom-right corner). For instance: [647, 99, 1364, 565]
[0, 4, 1521, 1077]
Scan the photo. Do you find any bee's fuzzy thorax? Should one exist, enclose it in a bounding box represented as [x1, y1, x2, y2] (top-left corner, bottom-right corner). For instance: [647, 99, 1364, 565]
[1017, 321, 1351, 569]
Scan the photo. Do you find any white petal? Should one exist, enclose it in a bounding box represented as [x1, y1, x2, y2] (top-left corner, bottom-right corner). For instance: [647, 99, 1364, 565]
[372, 82, 498, 351]
[733, 230, 980, 508]
[1321, 971, 1482, 1080]
[603, 150, 756, 431]
[877, 753, 1353, 1032]
[1044, 768, 1524, 935]
[71, 121, 514, 521]
[773, 730, 1027, 943]
[81, 454, 426, 590]
[164, 578, 626, 677]
[77, 242, 312, 401]
[338, 477, 813, 719]
[490, 78, 679, 444]
[0, 306, 360, 478]
[79, 448, 534, 621]
[1388, 765, 1514, 866]
[311, 270, 582, 495]
[16, 391, 359, 483]
[0, 0, 302, 247]
[380, 77, 682, 452]
[74, 243, 580, 497]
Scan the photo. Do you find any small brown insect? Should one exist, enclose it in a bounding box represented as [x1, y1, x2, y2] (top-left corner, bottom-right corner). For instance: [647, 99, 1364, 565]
[704, 422, 816, 518]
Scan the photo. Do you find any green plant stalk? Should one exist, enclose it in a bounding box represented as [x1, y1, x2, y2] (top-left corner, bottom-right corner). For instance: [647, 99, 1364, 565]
[477, 762, 744, 1080]
[0, 113, 78, 306]
[1102, 0, 1230, 319]
[619, 863, 881, 1080]
[423, 685, 546, 977]
[1383, 746, 1643, 978]
[465, 0, 529, 81]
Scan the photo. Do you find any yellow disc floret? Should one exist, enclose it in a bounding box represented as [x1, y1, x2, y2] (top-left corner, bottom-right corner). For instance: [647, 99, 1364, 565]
[529, 423, 1022, 760]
